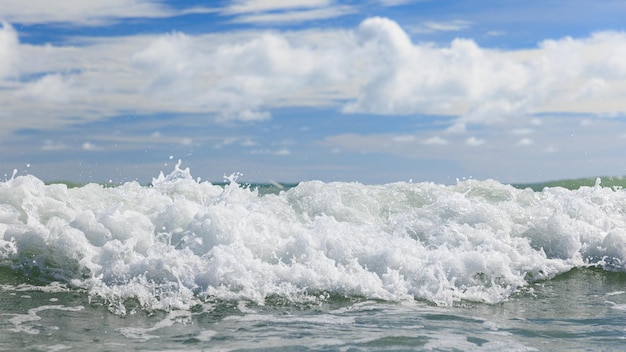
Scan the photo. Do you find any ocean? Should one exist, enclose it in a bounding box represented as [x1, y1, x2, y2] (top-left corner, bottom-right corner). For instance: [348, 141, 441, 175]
[1, 164, 626, 351]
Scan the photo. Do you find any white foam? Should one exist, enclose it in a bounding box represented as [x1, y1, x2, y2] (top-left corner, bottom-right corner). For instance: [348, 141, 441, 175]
[2, 164, 626, 311]
[116, 310, 192, 341]
[3, 305, 84, 334]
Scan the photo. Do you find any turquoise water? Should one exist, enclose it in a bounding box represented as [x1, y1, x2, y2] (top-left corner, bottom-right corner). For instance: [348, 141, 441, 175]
[2, 164, 626, 350]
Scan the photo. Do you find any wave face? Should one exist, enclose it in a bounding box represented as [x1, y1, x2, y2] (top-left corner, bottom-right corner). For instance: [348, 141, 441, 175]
[2, 165, 626, 312]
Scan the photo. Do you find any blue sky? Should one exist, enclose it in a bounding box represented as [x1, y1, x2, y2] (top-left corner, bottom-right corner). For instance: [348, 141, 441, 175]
[2, 0, 626, 185]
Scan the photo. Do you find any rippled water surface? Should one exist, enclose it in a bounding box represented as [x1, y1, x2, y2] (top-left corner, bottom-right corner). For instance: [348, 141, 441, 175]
[2, 268, 626, 351]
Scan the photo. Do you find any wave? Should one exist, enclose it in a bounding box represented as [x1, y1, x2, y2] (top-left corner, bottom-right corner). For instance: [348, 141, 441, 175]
[1, 162, 626, 312]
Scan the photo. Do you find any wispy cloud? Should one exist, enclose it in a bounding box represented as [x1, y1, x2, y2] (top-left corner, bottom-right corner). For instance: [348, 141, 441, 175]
[322, 115, 626, 182]
[223, 0, 332, 14]
[251, 148, 292, 156]
[410, 20, 472, 34]
[41, 140, 67, 151]
[229, 6, 356, 24]
[422, 136, 449, 145]
[221, 0, 356, 24]
[516, 138, 534, 146]
[377, 0, 418, 6]
[486, 30, 506, 37]
[0, 0, 216, 25]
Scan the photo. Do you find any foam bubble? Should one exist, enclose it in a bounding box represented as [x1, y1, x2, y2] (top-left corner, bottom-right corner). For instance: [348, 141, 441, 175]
[2, 166, 626, 312]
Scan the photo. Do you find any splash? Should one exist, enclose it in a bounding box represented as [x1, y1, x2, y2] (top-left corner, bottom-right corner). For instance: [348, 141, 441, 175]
[1, 164, 626, 312]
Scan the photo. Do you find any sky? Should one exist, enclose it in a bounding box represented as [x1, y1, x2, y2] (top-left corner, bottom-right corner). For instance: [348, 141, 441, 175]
[2, 0, 626, 185]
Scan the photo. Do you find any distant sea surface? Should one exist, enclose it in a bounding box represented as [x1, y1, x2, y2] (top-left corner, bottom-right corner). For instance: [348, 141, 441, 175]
[2, 167, 626, 351]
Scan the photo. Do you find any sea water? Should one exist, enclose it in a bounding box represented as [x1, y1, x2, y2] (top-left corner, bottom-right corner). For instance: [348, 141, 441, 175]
[1, 163, 626, 351]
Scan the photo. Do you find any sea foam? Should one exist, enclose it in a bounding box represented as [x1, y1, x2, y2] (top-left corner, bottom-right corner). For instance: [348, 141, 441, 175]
[1, 163, 626, 312]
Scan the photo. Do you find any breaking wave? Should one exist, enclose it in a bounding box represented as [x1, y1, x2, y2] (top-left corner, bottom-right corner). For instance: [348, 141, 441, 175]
[2, 162, 626, 312]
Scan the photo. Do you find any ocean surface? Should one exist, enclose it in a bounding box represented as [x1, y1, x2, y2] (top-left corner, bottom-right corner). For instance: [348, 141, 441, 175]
[1, 164, 626, 351]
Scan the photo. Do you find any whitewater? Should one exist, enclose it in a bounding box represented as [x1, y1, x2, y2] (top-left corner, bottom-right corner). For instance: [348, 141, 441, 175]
[1, 163, 626, 350]
[1, 161, 626, 316]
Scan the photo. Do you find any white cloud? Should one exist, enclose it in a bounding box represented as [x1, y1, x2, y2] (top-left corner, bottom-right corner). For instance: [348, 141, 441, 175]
[466, 137, 485, 146]
[446, 123, 467, 134]
[377, 0, 416, 6]
[4, 16, 626, 140]
[576, 78, 607, 99]
[486, 30, 506, 37]
[16, 74, 82, 103]
[343, 19, 626, 124]
[82, 142, 102, 151]
[222, 0, 355, 24]
[275, 148, 291, 156]
[131, 29, 352, 121]
[131, 31, 198, 99]
[0, 22, 19, 80]
[251, 148, 292, 156]
[410, 20, 472, 34]
[393, 135, 416, 142]
[516, 138, 534, 146]
[230, 6, 355, 24]
[342, 17, 532, 121]
[320, 115, 626, 183]
[179, 138, 193, 146]
[0, 0, 215, 26]
[422, 136, 449, 145]
[221, 109, 272, 122]
[544, 145, 559, 153]
[241, 138, 257, 147]
[41, 140, 67, 151]
[511, 128, 534, 135]
[224, 0, 332, 14]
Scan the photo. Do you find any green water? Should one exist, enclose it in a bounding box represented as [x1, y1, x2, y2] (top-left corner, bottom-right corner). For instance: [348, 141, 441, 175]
[512, 176, 626, 192]
[2, 267, 626, 351]
[47, 176, 626, 194]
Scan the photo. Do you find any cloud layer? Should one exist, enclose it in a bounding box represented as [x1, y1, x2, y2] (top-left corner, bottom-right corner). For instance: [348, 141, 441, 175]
[3, 16, 626, 137]
[0, 0, 214, 25]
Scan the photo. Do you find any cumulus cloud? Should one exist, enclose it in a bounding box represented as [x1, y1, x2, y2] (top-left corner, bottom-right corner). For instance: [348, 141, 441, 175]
[0, 22, 19, 80]
[16, 74, 82, 102]
[4, 16, 626, 137]
[131, 29, 352, 121]
[131, 32, 197, 96]
[343, 17, 532, 122]
[342, 18, 626, 124]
